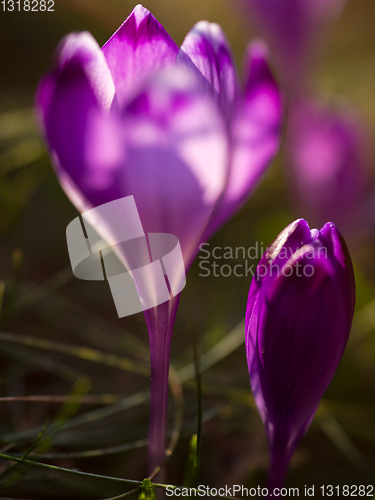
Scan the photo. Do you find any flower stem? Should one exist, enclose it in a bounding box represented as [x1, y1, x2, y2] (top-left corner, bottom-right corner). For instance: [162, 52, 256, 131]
[144, 296, 180, 478]
[267, 437, 291, 493]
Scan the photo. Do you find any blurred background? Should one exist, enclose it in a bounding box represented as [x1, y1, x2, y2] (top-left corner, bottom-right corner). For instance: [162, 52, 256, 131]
[0, 0, 375, 498]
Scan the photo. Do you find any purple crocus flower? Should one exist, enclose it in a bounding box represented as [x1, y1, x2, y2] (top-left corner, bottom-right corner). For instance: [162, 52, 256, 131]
[246, 219, 355, 489]
[36, 5, 282, 473]
[287, 99, 370, 236]
[237, 0, 371, 242]
[240, 0, 346, 90]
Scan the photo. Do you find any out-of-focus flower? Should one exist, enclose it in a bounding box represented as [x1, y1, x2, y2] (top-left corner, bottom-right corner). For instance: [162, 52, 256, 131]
[36, 4, 282, 472]
[246, 219, 355, 489]
[237, 0, 372, 243]
[240, 0, 346, 89]
[287, 99, 370, 236]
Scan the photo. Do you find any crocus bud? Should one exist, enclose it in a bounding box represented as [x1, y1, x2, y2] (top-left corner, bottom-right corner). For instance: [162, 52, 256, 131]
[245, 219, 355, 489]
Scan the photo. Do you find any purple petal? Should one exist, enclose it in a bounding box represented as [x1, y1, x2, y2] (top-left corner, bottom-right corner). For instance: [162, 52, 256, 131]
[36, 31, 115, 130]
[35, 32, 117, 215]
[52, 68, 228, 267]
[120, 69, 228, 266]
[245, 219, 311, 326]
[102, 5, 179, 108]
[205, 42, 282, 238]
[40, 59, 108, 207]
[257, 247, 347, 449]
[319, 221, 356, 327]
[180, 21, 240, 121]
[245, 219, 311, 423]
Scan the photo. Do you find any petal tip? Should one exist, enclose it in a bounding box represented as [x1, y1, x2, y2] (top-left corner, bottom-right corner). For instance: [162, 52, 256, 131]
[132, 4, 151, 26]
[187, 20, 230, 51]
[248, 39, 269, 60]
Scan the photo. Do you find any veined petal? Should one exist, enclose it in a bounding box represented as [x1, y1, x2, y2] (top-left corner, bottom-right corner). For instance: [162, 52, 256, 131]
[245, 219, 311, 425]
[319, 221, 356, 326]
[102, 4, 179, 108]
[257, 248, 347, 447]
[245, 218, 311, 327]
[41, 59, 114, 200]
[205, 42, 282, 237]
[36, 31, 115, 132]
[120, 68, 228, 265]
[55, 67, 228, 267]
[36, 32, 117, 208]
[180, 21, 240, 121]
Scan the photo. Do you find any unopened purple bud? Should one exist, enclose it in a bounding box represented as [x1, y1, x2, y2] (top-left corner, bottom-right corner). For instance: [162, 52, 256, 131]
[246, 218, 355, 489]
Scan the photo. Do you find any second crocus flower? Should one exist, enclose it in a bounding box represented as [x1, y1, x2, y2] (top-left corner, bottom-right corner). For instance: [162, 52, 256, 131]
[246, 219, 355, 489]
[287, 99, 370, 237]
[239, 0, 346, 91]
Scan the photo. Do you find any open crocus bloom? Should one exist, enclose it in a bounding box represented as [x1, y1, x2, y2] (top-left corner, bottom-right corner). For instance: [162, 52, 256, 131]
[36, 4, 282, 472]
[246, 219, 355, 489]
